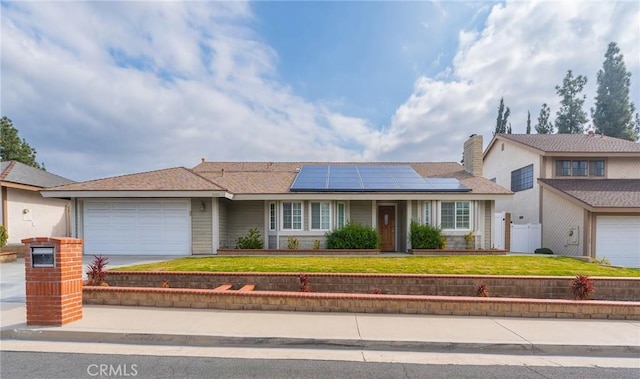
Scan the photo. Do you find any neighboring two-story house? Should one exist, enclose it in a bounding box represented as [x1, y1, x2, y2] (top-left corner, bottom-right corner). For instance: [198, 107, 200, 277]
[483, 133, 640, 267]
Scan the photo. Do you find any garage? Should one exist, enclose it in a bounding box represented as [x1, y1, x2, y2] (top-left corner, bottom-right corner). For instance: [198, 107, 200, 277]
[595, 216, 640, 268]
[83, 200, 191, 256]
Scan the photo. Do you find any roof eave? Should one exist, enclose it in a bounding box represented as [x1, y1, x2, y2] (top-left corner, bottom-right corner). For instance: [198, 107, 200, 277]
[41, 190, 231, 198]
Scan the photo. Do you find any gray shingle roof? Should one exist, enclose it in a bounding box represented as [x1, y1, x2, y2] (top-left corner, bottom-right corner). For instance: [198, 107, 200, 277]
[0, 161, 74, 188]
[46, 161, 512, 195]
[44, 167, 223, 192]
[496, 134, 640, 153]
[539, 179, 640, 208]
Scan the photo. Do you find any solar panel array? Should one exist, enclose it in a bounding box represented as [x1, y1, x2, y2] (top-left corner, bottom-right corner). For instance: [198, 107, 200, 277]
[290, 165, 470, 192]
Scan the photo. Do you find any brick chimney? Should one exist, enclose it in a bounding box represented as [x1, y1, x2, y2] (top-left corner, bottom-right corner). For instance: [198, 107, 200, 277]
[463, 134, 483, 176]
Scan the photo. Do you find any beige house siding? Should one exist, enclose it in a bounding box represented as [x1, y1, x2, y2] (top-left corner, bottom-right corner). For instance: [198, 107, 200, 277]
[218, 199, 230, 248]
[484, 200, 492, 249]
[607, 157, 640, 178]
[542, 189, 585, 257]
[190, 198, 212, 255]
[4, 188, 70, 244]
[397, 201, 407, 252]
[225, 200, 265, 249]
[350, 200, 373, 226]
[483, 142, 540, 224]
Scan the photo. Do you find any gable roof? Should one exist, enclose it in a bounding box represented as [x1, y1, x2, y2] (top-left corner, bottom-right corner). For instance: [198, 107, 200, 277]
[44, 167, 223, 192]
[192, 161, 510, 195]
[485, 134, 640, 158]
[538, 179, 640, 211]
[0, 161, 74, 189]
[43, 161, 511, 198]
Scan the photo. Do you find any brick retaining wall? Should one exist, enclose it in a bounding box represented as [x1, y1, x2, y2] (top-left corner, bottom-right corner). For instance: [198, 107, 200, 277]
[83, 286, 640, 320]
[103, 272, 640, 301]
[217, 249, 380, 256]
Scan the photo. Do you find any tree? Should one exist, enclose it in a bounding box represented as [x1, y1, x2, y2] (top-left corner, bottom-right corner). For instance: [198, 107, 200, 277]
[535, 103, 554, 134]
[591, 42, 639, 141]
[494, 97, 511, 135]
[526, 111, 531, 134]
[0, 116, 44, 169]
[554, 70, 589, 134]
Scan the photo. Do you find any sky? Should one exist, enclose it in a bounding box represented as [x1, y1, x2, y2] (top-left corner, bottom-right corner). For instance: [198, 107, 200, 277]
[1, 0, 639, 182]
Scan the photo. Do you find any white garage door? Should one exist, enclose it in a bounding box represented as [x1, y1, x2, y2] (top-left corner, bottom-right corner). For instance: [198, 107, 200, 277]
[84, 200, 191, 256]
[596, 216, 640, 268]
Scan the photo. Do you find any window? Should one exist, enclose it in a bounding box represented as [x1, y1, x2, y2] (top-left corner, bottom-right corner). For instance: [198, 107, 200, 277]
[556, 160, 571, 176]
[511, 164, 534, 192]
[589, 160, 604, 176]
[336, 202, 346, 229]
[282, 202, 302, 230]
[441, 201, 470, 230]
[269, 203, 276, 231]
[556, 160, 605, 177]
[310, 202, 330, 230]
[572, 161, 587, 176]
[423, 201, 431, 225]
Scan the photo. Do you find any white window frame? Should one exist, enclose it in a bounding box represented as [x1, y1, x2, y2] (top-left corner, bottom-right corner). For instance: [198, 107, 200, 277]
[268, 202, 276, 231]
[282, 201, 303, 231]
[336, 202, 346, 229]
[440, 201, 471, 231]
[423, 201, 431, 225]
[309, 201, 331, 231]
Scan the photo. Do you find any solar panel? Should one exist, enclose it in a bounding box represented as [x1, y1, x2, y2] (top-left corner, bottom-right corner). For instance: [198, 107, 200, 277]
[290, 165, 471, 192]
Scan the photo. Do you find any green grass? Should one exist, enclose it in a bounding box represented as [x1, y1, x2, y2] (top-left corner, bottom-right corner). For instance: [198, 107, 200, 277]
[114, 256, 640, 277]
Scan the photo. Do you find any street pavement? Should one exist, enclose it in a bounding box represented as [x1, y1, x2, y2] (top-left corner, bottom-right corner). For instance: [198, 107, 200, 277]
[1, 257, 639, 360]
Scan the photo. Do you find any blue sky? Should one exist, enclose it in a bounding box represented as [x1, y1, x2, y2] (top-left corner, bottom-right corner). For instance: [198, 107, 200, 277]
[1, 1, 638, 181]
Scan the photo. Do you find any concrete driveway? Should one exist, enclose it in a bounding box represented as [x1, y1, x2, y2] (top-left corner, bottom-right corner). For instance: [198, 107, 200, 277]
[0, 256, 179, 304]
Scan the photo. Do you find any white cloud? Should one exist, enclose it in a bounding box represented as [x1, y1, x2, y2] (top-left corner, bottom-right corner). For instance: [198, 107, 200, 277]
[375, 0, 640, 161]
[1, 0, 638, 182]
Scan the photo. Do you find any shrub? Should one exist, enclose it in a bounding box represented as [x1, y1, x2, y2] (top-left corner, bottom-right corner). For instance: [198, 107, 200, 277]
[299, 273, 311, 292]
[571, 274, 594, 300]
[476, 282, 489, 297]
[287, 236, 300, 250]
[313, 240, 321, 250]
[410, 221, 443, 249]
[86, 255, 109, 286]
[594, 257, 610, 266]
[0, 225, 7, 248]
[534, 248, 554, 255]
[325, 222, 380, 249]
[236, 228, 263, 249]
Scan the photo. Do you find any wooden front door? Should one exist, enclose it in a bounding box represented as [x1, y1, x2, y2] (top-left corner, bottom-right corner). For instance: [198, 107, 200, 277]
[378, 206, 396, 252]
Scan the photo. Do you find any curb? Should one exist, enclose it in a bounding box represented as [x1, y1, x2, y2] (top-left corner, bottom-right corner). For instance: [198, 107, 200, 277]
[2, 329, 638, 358]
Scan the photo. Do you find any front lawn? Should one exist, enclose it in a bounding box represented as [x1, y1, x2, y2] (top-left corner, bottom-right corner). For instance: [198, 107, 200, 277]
[114, 256, 640, 277]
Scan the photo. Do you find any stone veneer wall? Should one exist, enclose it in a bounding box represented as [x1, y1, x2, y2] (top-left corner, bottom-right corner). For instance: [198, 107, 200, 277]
[83, 287, 640, 320]
[103, 272, 640, 301]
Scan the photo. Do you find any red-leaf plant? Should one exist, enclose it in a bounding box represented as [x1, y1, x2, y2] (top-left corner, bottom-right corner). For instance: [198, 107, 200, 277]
[85, 255, 109, 286]
[571, 274, 594, 300]
[299, 273, 311, 292]
[476, 282, 489, 297]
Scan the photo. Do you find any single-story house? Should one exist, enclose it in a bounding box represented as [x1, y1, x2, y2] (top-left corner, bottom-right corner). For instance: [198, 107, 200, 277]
[41, 135, 512, 256]
[1, 160, 75, 246]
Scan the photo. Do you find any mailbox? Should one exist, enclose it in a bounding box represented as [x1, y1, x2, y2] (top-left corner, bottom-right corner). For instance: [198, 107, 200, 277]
[31, 246, 55, 267]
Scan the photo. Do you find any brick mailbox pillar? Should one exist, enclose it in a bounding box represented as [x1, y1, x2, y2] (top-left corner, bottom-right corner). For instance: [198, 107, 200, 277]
[22, 237, 84, 326]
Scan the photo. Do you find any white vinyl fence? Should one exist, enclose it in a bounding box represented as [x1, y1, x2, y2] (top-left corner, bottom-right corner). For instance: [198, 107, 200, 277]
[510, 223, 541, 253]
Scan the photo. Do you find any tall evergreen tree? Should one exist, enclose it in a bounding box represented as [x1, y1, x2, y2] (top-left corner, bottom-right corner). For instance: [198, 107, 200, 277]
[554, 70, 589, 134]
[0, 116, 44, 169]
[494, 97, 511, 135]
[535, 103, 554, 134]
[591, 42, 639, 141]
[526, 111, 531, 134]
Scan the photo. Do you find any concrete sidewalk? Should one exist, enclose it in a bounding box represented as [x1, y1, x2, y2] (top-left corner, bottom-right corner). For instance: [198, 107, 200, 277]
[2, 302, 639, 357]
